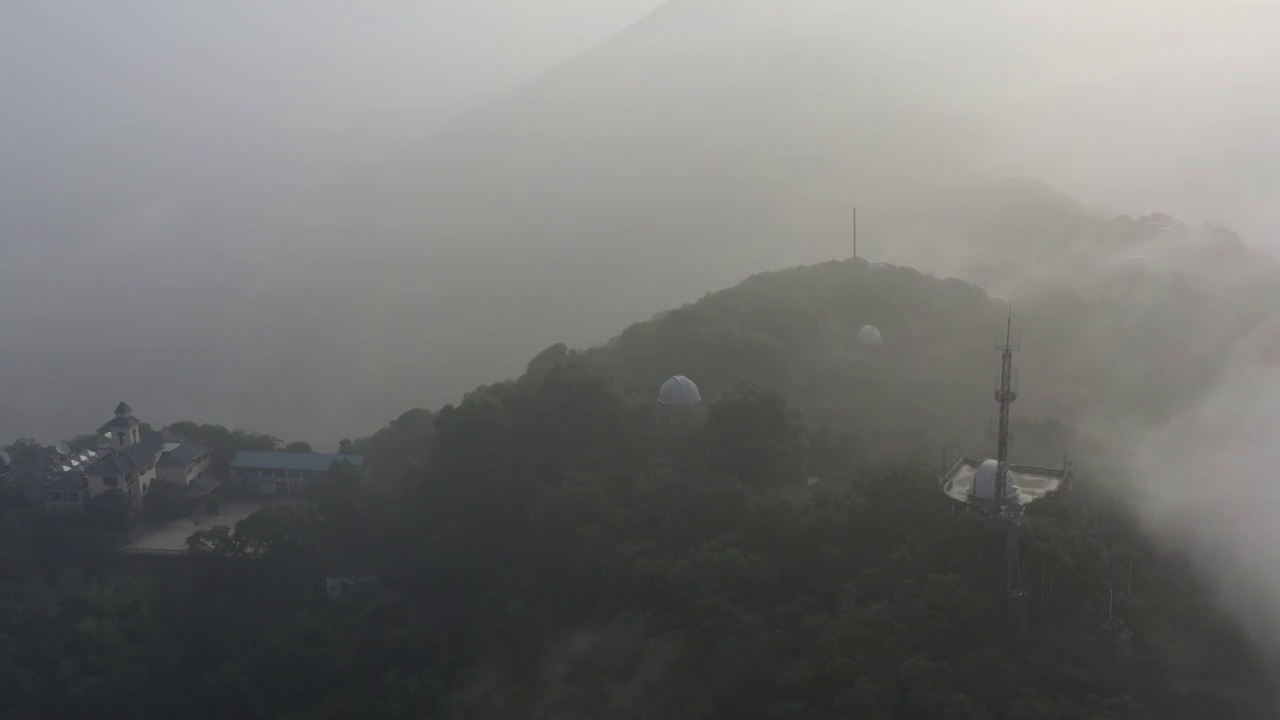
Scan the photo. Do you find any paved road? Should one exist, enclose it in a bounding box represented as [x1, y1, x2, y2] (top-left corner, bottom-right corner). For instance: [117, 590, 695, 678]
[123, 497, 275, 554]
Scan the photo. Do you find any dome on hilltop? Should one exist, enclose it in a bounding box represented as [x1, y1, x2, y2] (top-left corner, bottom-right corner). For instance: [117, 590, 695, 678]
[971, 459, 1019, 502]
[858, 325, 883, 347]
[658, 375, 702, 406]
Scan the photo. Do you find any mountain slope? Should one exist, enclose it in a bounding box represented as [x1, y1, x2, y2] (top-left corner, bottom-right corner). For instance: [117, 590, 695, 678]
[4, 254, 1278, 717]
[6, 0, 1280, 450]
[342, 257, 1278, 717]
[217, 0, 1280, 442]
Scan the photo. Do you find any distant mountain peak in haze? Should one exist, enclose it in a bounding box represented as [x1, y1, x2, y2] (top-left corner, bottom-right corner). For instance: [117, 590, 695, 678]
[6, 0, 1280, 452]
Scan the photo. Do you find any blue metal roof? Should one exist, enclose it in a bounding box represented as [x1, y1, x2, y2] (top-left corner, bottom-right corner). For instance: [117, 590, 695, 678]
[230, 451, 364, 472]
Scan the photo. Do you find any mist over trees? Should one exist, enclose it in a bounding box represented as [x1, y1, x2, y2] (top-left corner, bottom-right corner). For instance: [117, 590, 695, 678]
[2, 260, 1277, 716]
[4, 1, 1280, 448]
[5, 2, 1280, 713]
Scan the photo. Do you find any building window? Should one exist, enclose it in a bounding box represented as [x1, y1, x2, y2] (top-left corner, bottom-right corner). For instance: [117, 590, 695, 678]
[103, 477, 118, 487]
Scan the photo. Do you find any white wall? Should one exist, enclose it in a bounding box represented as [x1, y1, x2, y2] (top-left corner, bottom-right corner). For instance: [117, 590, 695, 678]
[86, 473, 122, 497]
[157, 465, 186, 486]
[158, 453, 212, 486]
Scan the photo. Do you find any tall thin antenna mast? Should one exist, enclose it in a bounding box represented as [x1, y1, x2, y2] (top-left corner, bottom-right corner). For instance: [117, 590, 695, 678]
[994, 308, 1028, 636]
[851, 205, 857, 259]
[994, 308, 1019, 503]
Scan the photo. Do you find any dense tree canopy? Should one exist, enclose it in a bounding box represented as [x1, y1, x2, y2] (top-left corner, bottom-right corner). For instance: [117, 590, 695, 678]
[166, 422, 281, 477]
[0, 258, 1275, 717]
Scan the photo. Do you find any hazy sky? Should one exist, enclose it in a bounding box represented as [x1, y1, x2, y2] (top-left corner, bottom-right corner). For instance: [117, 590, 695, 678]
[1, 1, 662, 186]
[9, 0, 1280, 679]
[4, 0, 1280, 447]
[5, 0, 1279, 239]
[0, 0, 661, 442]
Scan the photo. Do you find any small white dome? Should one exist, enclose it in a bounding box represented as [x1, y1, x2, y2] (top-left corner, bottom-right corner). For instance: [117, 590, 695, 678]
[658, 375, 702, 406]
[971, 459, 1019, 501]
[858, 325, 883, 347]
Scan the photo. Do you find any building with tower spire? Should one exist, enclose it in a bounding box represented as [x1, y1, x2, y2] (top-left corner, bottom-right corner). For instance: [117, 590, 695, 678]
[78, 402, 212, 507]
[105, 401, 142, 450]
[4, 402, 214, 511]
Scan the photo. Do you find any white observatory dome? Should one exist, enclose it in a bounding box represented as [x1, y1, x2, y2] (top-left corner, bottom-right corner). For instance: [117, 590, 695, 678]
[658, 375, 702, 406]
[971, 459, 1019, 502]
[857, 325, 883, 347]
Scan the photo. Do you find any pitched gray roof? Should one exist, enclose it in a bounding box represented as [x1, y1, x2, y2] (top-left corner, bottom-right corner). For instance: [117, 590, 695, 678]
[85, 454, 128, 476]
[85, 443, 163, 476]
[104, 415, 140, 429]
[166, 443, 209, 464]
[115, 401, 133, 415]
[126, 443, 163, 465]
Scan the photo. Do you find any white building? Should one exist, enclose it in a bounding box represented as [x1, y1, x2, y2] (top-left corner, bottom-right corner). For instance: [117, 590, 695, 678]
[82, 402, 213, 506]
[230, 451, 364, 495]
[157, 443, 212, 486]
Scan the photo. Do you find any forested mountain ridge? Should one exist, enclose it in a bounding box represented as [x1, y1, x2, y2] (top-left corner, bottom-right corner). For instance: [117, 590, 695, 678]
[572, 253, 1274, 461]
[7, 0, 1280, 455]
[1, 257, 1277, 717]
[349, 258, 1276, 717]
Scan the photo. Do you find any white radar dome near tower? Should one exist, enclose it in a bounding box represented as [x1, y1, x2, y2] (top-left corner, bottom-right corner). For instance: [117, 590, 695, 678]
[857, 325, 883, 348]
[970, 459, 1019, 502]
[658, 375, 702, 406]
